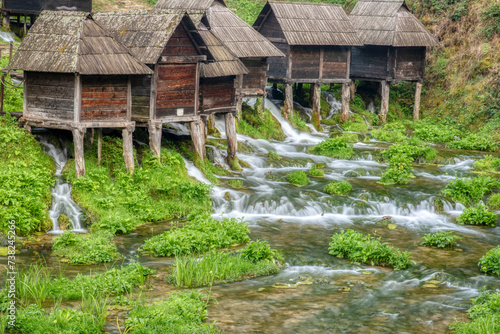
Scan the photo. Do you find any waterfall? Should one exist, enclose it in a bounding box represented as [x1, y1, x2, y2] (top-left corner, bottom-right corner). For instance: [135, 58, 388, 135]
[40, 136, 86, 234]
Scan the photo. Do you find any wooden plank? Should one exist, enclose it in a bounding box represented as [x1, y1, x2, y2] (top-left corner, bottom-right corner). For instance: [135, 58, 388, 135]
[127, 76, 132, 121]
[195, 61, 200, 116]
[156, 79, 196, 92]
[74, 74, 81, 123]
[158, 64, 197, 80]
[150, 63, 158, 120]
[414, 82, 422, 120]
[160, 55, 206, 63]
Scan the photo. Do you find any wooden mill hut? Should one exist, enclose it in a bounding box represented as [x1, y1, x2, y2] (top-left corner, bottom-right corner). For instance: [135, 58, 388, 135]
[8, 11, 152, 177]
[198, 23, 248, 163]
[154, 0, 284, 113]
[253, 1, 362, 121]
[94, 10, 211, 160]
[349, 0, 439, 121]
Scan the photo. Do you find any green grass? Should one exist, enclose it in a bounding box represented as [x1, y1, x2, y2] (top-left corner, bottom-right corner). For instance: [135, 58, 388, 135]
[488, 193, 500, 210]
[287, 171, 309, 186]
[289, 111, 311, 133]
[52, 231, 121, 265]
[442, 176, 499, 206]
[329, 229, 415, 270]
[447, 134, 498, 152]
[457, 204, 497, 227]
[413, 119, 460, 143]
[420, 231, 462, 249]
[450, 290, 500, 333]
[308, 136, 354, 159]
[308, 166, 325, 177]
[139, 215, 250, 257]
[324, 181, 353, 196]
[237, 103, 285, 141]
[125, 290, 220, 334]
[0, 117, 55, 236]
[479, 246, 500, 276]
[371, 125, 408, 143]
[474, 155, 500, 172]
[64, 138, 212, 234]
[167, 241, 282, 287]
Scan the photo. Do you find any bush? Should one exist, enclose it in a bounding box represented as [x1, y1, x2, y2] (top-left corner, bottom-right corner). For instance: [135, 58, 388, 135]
[482, 2, 500, 40]
[324, 181, 353, 196]
[52, 231, 121, 265]
[125, 290, 219, 334]
[478, 246, 500, 276]
[308, 137, 354, 159]
[420, 231, 461, 249]
[328, 229, 415, 270]
[414, 120, 460, 143]
[474, 155, 500, 172]
[372, 123, 408, 142]
[450, 291, 500, 333]
[457, 204, 497, 227]
[380, 153, 414, 185]
[139, 215, 250, 257]
[442, 176, 498, 206]
[287, 171, 309, 186]
[382, 142, 438, 164]
[308, 166, 324, 177]
[241, 240, 283, 264]
[489, 193, 500, 210]
[447, 134, 498, 152]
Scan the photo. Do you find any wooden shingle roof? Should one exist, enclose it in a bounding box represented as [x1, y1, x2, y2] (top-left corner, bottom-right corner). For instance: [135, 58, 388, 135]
[350, 0, 439, 47]
[198, 24, 248, 78]
[155, 0, 284, 58]
[254, 1, 362, 46]
[9, 11, 152, 75]
[94, 10, 207, 65]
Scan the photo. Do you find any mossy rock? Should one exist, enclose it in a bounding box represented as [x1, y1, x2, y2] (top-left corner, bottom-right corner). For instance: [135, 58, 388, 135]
[58, 214, 71, 230]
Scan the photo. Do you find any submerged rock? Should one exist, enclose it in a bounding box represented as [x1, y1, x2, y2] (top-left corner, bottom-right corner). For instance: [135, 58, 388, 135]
[58, 214, 71, 230]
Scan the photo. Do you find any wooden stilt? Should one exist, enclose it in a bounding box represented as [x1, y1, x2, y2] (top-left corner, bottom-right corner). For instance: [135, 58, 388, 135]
[122, 126, 135, 174]
[341, 83, 350, 123]
[235, 74, 244, 122]
[190, 119, 206, 160]
[97, 128, 102, 166]
[413, 82, 422, 120]
[312, 83, 321, 131]
[90, 128, 94, 145]
[283, 83, 293, 119]
[148, 120, 162, 158]
[0, 75, 4, 113]
[309, 84, 314, 108]
[349, 81, 356, 101]
[225, 112, 238, 169]
[380, 81, 390, 123]
[72, 128, 86, 177]
[236, 97, 243, 122]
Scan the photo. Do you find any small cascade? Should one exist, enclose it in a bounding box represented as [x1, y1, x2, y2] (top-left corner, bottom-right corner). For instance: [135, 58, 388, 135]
[206, 145, 230, 170]
[40, 136, 86, 234]
[323, 92, 343, 119]
[0, 31, 16, 43]
[367, 100, 378, 114]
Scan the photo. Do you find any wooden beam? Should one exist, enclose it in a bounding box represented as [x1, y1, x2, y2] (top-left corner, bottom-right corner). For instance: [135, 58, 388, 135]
[235, 74, 244, 121]
[122, 126, 135, 174]
[413, 82, 422, 120]
[190, 119, 206, 160]
[225, 112, 238, 161]
[341, 83, 350, 123]
[148, 120, 162, 158]
[126, 76, 132, 120]
[380, 81, 390, 123]
[283, 83, 293, 119]
[319, 47, 324, 79]
[194, 62, 200, 116]
[23, 72, 28, 116]
[72, 128, 86, 177]
[160, 55, 207, 64]
[150, 64, 158, 120]
[74, 74, 81, 123]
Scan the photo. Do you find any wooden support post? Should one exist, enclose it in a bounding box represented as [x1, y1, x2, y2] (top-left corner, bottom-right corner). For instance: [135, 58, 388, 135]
[283, 83, 293, 119]
[97, 128, 102, 166]
[72, 128, 86, 177]
[9, 42, 13, 63]
[349, 82, 356, 102]
[122, 126, 135, 174]
[309, 84, 314, 108]
[0, 75, 4, 113]
[148, 120, 162, 158]
[380, 81, 390, 123]
[312, 83, 321, 131]
[207, 115, 216, 137]
[235, 74, 244, 122]
[341, 83, 350, 123]
[190, 119, 206, 160]
[413, 82, 422, 120]
[225, 112, 238, 169]
[236, 97, 243, 122]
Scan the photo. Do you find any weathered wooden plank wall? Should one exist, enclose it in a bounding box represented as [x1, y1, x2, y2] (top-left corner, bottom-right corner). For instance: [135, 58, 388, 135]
[155, 64, 197, 118]
[322, 46, 348, 78]
[394, 47, 426, 81]
[259, 10, 288, 79]
[80, 76, 127, 121]
[241, 58, 266, 91]
[291, 46, 321, 79]
[350, 46, 388, 80]
[161, 24, 198, 57]
[131, 74, 151, 121]
[26, 72, 75, 120]
[201, 76, 235, 111]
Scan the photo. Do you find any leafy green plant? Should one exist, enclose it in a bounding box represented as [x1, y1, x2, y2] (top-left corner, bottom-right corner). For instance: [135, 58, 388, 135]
[478, 246, 500, 276]
[414, 119, 460, 143]
[481, 2, 500, 40]
[420, 231, 462, 249]
[241, 240, 283, 264]
[450, 290, 500, 333]
[268, 150, 282, 162]
[308, 166, 324, 177]
[447, 133, 498, 152]
[372, 123, 408, 142]
[237, 103, 285, 141]
[227, 179, 245, 189]
[324, 181, 353, 196]
[289, 112, 310, 133]
[52, 231, 121, 265]
[457, 204, 497, 226]
[442, 176, 498, 206]
[287, 171, 309, 186]
[338, 133, 359, 143]
[488, 193, 500, 210]
[308, 136, 354, 159]
[328, 229, 415, 270]
[380, 153, 414, 185]
[382, 142, 438, 164]
[139, 215, 250, 257]
[474, 155, 500, 172]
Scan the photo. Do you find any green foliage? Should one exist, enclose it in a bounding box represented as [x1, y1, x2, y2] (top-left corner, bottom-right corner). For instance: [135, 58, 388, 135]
[442, 176, 498, 206]
[139, 215, 250, 257]
[372, 123, 408, 142]
[237, 103, 285, 141]
[268, 150, 282, 162]
[227, 179, 245, 189]
[241, 240, 283, 264]
[328, 229, 415, 270]
[168, 247, 282, 287]
[447, 133, 498, 152]
[52, 231, 121, 265]
[289, 112, 310, 133]
[125, 290, 219, 334]
[474, 155, 500, 172]
[380, 153, 414, 185]
[450, 290, 500, 333]
[308, 166, 325, 177]
[382, 142, 438, 163]
[338, 133, 359, 143]
[65, 141, 212, 234]
[287, 171, 309, 186]
[420, 231, 462, 249]
[309, 136, 354, 159]
[478, 246, 500, 276]
[324, 181, 353, 196]
[0, 51, 23, 112]
[457, 204, 497, 227]
[0, 118, 55, 236]
[482, 3, 500, 40]
[413, 119, 460, 143]
[488, 193, 500, 210]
